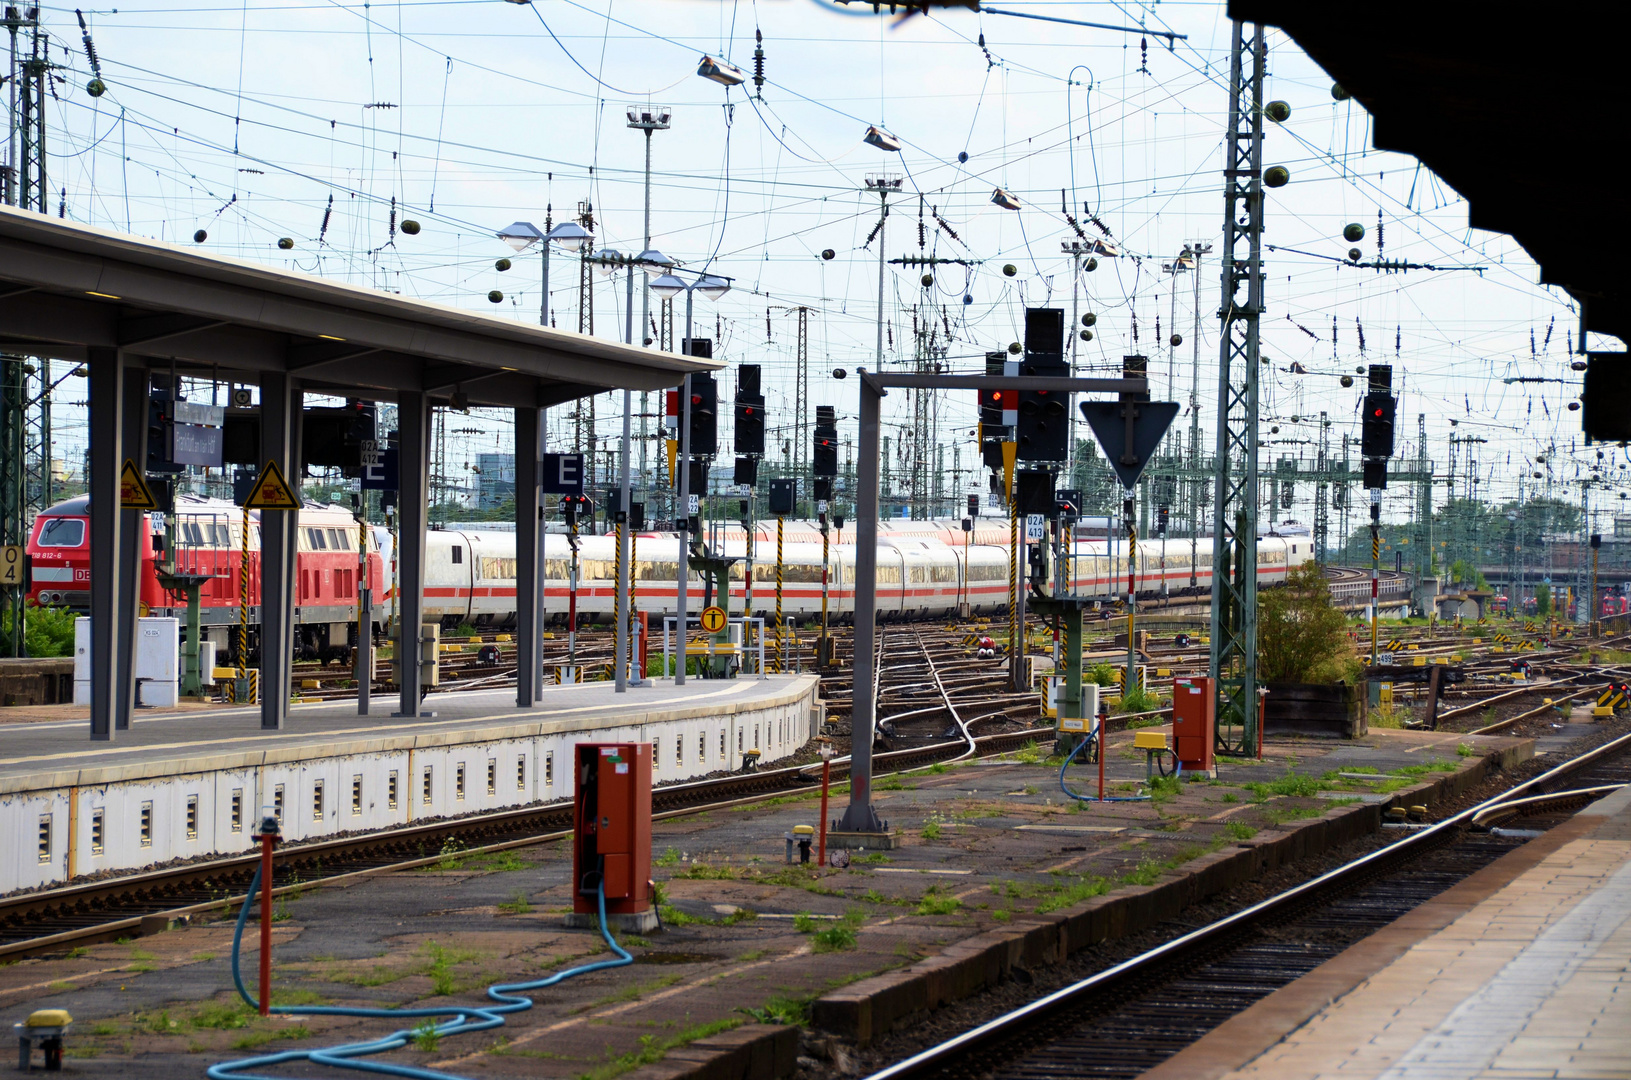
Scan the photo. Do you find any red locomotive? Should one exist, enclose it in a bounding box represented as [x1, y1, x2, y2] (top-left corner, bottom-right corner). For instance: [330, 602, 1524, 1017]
[26, 494, 386, 664]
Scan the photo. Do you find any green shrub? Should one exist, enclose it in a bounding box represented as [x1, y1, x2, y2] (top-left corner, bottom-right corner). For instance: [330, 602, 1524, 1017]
[0, 602, 77, 658]
[1258, 563, 1362, 684]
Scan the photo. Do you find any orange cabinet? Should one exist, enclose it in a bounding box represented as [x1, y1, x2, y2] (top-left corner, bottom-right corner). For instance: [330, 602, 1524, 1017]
[572, 743, 652, 916]
[1172, 676, 1216, 776]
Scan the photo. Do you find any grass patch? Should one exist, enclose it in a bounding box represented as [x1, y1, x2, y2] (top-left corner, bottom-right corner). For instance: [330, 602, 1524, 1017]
[673, 862, 739, 880]
[578, 1019, 743, 1080]
[1222, 821, 1258, 841]
[920, 821, 943, 841]
[411, 1019, 441, 1052]
[655, 847, 681, 866]
[467, 850, 526, 873]
[230, 1025, 310, 1051]
[741, 995, 812, 1025]
[1457, 742, 1475, 758]
[914, 887, 961, 916]
[496, 891, 533, 915]
[1243, 771, 1326, 801]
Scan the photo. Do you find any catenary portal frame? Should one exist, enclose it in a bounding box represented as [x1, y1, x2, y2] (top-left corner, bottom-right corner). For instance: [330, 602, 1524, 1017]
[0, 206, 719, 740]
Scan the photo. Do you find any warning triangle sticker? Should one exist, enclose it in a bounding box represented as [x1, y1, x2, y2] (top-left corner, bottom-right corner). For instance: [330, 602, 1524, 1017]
[242, 460, 303, 510]
[119, 459, 158, 510]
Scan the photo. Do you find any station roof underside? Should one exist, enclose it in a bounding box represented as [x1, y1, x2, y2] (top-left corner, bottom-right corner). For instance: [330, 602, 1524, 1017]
[0, 206, 719, 407]
[1230, 1, 1628, 350]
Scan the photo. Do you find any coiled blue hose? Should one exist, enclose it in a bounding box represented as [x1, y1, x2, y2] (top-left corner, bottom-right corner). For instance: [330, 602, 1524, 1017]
[208, 864, 632, 1080]
[1057, 728, 1158, 802]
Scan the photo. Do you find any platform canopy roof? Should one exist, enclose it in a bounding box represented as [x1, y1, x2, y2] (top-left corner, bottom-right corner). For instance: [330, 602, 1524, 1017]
[1229, 0, 1628, 349]
[0, 206, 720, 406]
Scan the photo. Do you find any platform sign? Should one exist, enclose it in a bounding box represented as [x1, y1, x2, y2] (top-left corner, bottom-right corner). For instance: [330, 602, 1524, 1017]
[0, 545, 23, 586]
[699, 605, 727, 633]
[359, 440, 399, 491]
[242, 460, 302, 510]
[541, 453, 585, 495]
[1025, 514, 1045, 541]
[687, 494, 700, 515]
[170, 421, 224, 467]
[119, 459, 158, 510]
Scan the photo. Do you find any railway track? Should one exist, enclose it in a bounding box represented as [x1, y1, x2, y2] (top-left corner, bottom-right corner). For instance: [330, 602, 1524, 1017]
[861, 727, 1631, 1080]
[0, 725, 1055, 961]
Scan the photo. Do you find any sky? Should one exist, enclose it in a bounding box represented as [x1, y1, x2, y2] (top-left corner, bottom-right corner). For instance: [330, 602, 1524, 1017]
[17, 0, 1627, 533]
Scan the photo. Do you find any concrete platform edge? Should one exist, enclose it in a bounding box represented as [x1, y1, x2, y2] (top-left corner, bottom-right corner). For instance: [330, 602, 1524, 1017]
[0, 676, 820, 796]
[809, 743, 1526, 1046]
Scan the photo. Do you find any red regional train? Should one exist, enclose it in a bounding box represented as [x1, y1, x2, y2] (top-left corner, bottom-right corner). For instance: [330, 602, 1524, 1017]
[27, 495, 384, 663]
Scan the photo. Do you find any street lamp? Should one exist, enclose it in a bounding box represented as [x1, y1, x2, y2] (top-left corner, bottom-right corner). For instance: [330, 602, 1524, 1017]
[657, 267, 734, 686]
[627, 106, 673, 500]
[494, 218, 591, 326]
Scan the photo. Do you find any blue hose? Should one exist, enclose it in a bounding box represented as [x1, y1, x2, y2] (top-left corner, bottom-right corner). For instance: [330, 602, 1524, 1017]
[208, 864, 632, 1080]
[1058, 727, 1154, 803]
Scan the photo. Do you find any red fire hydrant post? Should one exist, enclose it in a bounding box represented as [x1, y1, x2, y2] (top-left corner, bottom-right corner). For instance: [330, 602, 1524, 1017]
[816, 736, 833, 867]
[256, 813, 280, 1016]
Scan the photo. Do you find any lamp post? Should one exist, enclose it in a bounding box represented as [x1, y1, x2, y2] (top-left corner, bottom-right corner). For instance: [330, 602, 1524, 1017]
[627, 106, 673, 493]
[650, 269, 732, 686]
[498, 218, 591, 328]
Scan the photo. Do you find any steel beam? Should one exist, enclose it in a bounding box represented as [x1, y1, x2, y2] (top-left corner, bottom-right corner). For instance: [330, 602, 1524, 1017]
[258, 370, 294, 730]
[86, 348, 122, 741]
[396, 390, 429, 717]
[115, 365, 148, 732]
[515, 406, 542, 708]
[840, 370, 1146, 835]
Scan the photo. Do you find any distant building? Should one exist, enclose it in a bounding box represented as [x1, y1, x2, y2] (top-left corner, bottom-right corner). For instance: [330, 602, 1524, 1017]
[475, 452, 515, 510]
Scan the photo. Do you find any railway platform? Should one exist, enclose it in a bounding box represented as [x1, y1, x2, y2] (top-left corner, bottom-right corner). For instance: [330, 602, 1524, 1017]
[1145, 755, 1631, 1080]
[0, 675, 822, 893]
[0, 721, 1543, 1079]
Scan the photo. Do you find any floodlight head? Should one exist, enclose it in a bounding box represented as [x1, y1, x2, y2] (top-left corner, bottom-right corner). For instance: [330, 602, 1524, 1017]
[546, 221, 591, 252]
[864, 125, 902, 152]
[649, 273, 686, 300]
[626, 105, 673, 129]
[990, 187, 1021, 211]
[1090, 237, 1121, 257]
[697, 55, 747, 86]
[637, 248, 676, 276]
[498, 221, 544, 252]
[696, 274, 731, 301]
[595, 249, 623, 276]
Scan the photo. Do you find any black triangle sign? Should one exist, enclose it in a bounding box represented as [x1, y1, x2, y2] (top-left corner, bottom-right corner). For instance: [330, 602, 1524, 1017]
[1078, 401, 1180, 490]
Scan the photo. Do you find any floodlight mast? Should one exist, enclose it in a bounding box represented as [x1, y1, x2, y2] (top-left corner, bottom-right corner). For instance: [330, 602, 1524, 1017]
[865, 175, 903, 368]
[628, 106, 672, 494]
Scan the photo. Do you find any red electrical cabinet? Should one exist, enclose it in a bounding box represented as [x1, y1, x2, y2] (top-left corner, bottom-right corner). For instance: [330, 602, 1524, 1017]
[1171, 676, 1216, 776]
[573, 742, 652, 918]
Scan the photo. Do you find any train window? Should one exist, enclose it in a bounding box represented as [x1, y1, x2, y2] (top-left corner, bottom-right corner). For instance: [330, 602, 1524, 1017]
[451, 546, 463, 565]
[36, 518, 85, 547]
[480, 557, 517, 580]
[932, 565, 957, 582]
[329, 528, 350, 549]
[309, 528, 328, 550]
[909, 567, 927, 583]
[875, 564, 902, 584]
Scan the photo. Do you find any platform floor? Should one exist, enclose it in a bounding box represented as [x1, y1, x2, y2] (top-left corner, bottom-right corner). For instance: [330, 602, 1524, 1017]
[1148, 776, 1631, 1080]
[0, 724, 1540, 1077]
[0, 675, 816, 789]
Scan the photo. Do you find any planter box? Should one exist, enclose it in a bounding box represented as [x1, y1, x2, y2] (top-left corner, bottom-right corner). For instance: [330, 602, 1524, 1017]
[1263, 681, 1367, 739]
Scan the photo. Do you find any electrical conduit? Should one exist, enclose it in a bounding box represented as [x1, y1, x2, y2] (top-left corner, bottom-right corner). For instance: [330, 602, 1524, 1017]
[208, 865, 632, 1080]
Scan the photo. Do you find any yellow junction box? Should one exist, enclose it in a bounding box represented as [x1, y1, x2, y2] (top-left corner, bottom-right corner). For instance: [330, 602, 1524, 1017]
[1132, 730, 1169, 751]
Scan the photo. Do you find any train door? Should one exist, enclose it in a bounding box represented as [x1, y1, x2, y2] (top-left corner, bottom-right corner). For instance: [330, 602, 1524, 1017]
[876, 547, 905, 619]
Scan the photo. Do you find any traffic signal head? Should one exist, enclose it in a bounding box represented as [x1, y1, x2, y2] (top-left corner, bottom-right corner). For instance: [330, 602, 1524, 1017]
[813, 404, 838, 477]
[733, 393, 765, 455]
[688, 372, 718, 457]
[1016, 391, 1069, 462]
[1361, 391, 1396, 458]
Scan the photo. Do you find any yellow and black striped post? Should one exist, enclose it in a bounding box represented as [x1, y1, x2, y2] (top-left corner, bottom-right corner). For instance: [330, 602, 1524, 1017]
[630, 531, 639, 677]
[774, 515, 784, 673]
[613, 517, 625, 681]
[1008, 490, 1019, 690]
[1370, 522, 1381, 664]
[236, 505, 251, 704]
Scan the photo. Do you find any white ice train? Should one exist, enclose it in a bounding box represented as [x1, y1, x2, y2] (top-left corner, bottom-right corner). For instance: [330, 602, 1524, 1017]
[418, 519, 1315, 627]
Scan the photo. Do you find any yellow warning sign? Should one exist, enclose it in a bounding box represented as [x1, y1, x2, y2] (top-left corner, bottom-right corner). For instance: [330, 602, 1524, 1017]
[120, 459, 158, 510]
[700, 605, 727, 634]
[242, 460, 303, 510]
